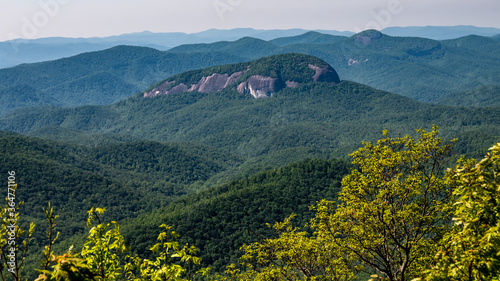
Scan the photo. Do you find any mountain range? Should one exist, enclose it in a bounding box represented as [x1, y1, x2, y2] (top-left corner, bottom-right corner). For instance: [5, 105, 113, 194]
[1, 40, 499, 277]
[0, 28, 351, 69]
[2, 53, 498, 161]
[1, 26, 499, 69]
[1, 29, 499, 116]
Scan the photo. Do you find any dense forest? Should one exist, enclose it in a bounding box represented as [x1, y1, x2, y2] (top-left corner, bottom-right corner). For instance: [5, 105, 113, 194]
[0, 31, 499, 280]
[1, 129, 499, 280]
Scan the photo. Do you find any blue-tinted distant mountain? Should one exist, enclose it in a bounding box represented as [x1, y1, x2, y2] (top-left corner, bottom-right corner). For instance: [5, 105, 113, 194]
[193, 28, 353, 41]
[193, 28, 307, 41]
[2, 26, 497, 69]
[0, 41, 111, 69]
[382, 25, 500, 40]
[168, 37, 279, 59]
[1, 28, 349, 69]
[269, 31, 348, 46]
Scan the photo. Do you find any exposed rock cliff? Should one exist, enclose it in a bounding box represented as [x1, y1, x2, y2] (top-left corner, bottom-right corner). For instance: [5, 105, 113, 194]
[144, 53, 341, 99]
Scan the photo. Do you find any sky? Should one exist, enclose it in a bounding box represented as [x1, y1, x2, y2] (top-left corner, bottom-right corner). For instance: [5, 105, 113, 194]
[1, 0, 499, 41]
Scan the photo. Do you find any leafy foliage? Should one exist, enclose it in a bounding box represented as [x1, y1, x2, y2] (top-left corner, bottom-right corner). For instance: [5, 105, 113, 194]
[0, 184, 36, 281]
[0, 131, 239, 280]
[421, 142, 500, 280]
[327, 126, 455, 280]
[222, 127, 460, 281]
[34, 206, 208, 281]
[222, 214, 357, 281]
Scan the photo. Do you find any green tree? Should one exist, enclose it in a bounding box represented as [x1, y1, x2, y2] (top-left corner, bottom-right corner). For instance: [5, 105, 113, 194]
[127, 224, 209, 281]
[35, 207, 208, 281]
[421, 142, 500, 280]
[221, 126, 458, 281]
[79, 207, 129, 280]
[315, 126, 456, 281]
[224, 214, 356, 281]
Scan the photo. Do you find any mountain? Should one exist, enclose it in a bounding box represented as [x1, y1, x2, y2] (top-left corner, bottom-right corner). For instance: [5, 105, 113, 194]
[0, 131, 238, 237]
[2, 51, 499, 277]
[2, 128, 351, 276]
[0, 41, 114, 69]
[168, 36, 280, 60]
[144, 53, 340, 99]
[0, 45, 246, 115]
[382, 25, 500, 40]
[1, 54, 498, 161]
[2, 26, 496, 69]
[269, 31, 347, 46]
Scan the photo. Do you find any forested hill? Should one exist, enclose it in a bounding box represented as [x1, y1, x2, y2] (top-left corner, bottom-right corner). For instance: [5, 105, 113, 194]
[1, 31, 499, 115]
[1, 80, 498, 164]
[122, 158, 351, 270]
[143, 53, 340, 98]
[0, 131, 239, 239]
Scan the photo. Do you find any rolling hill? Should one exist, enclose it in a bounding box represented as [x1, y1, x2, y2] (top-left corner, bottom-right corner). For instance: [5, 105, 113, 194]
[3, 26, 497, 69]
[381, 25, 500, 40]
[121, 158, 351, 270]
[0, 131, 237, 226]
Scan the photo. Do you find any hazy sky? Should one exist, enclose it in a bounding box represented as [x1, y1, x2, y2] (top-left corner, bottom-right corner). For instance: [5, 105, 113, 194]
[1, 0, 499, 41]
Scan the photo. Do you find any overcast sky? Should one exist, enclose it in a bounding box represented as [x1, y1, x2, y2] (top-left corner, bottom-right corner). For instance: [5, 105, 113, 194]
[1, 0, 499, 41]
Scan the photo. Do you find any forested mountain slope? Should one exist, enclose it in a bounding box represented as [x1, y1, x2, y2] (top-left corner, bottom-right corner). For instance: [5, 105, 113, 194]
[1, 54, 498, 162]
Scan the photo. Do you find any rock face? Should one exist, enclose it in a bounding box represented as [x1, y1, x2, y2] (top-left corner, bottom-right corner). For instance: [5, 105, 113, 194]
[144, 53, 341, 99]
[309, 64, 339, 83]
[191, 72, 244, 93]
[237, 76, 278, 98]
[144, 72, 245, 97]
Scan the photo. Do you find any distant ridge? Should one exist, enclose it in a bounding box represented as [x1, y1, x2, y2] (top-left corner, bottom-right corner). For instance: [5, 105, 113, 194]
[2, 26, 498, 69]
[382, 25, 500, 40]
[1, 28, 498, 114]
